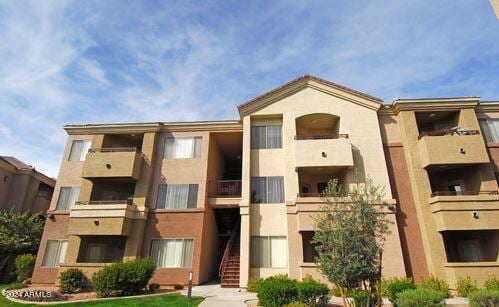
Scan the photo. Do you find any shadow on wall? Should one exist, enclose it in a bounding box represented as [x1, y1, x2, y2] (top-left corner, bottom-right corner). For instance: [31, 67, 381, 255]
[351, 146, 366, 183]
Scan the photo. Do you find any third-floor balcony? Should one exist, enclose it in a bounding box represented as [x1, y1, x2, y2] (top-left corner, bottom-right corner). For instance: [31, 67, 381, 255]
[81, 147, 143, 181]
[208, 180, 241, 207]
[294, 134, 353, 169]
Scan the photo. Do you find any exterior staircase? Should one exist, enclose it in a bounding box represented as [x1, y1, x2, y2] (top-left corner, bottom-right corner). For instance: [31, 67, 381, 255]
[220, 223, 240, 288]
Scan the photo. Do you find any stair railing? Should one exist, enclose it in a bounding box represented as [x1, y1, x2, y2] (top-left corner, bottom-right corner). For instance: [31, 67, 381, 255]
[219, 221, 240, 278]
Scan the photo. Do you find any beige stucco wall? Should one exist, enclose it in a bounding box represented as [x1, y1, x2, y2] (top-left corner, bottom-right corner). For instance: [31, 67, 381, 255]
[240, 84, 405, 286]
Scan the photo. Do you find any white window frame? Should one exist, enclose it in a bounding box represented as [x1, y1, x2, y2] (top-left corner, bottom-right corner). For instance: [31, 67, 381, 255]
[68, 139, 92, 161]
[250, 236, 287, 268]
[164, 137, 202, 159]
[155, 184, 198, 209]
[55, 186, 80, 211]
[41, 240, 68, 268]
[250, 176, 285, 204]
[150, 238, 194, 268]
[251, 125, 282, 149]
[479, 118, 499, 143]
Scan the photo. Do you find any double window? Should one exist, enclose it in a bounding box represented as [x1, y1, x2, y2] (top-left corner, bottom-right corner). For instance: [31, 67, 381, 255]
[479, 118, 499, 143]
[251, 236, 287, 268]
[156, 184, 198, 209]
[251, 125, 282, 149]
[251, 176, 284, 203]
[41, 240, 68, 267]
[164, 137, 202, 159]
[68, 140, 92, 161]
[150, 239, 194, 268]
[55, 187, 80, 211]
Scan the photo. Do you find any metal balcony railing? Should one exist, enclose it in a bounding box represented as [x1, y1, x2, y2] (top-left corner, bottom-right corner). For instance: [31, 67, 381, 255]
[417, 128, 480, 140]
[88, 147, 139, 153]
[75, 199, 134, 206]
[294, 134, 349, 140]
[209, 180, 242, 198]
[430, 190, 498, 197]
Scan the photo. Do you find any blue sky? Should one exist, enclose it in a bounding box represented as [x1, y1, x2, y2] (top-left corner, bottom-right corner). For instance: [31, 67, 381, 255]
[1, 0, 498, 177]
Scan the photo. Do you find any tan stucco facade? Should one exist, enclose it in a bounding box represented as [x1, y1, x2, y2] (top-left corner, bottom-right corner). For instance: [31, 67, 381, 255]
[31, 75, 498, 289]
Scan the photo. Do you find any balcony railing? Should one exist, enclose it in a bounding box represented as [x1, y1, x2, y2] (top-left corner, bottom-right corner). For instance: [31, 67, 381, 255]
[88, 147, 139, 153]
[430, 190, 498, 197]
[295, 134, 349, 140]
[209, 180, 242, 198]
[418, 128, 480, 140]
[75, 199, 134, 206]
[297, 192, 327, 198]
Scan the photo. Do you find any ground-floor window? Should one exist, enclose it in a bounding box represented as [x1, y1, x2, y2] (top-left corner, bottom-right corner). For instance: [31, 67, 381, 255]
[301, 231, 318, 263]
[41, 240, 68, 267]
[442, 230, 498, 262]
[250, 236, 287, 268]
[150, 239, 194, 268]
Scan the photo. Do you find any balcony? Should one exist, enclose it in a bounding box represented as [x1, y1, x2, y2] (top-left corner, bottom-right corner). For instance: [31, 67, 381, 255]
[429, 191, 499, 231]
[294, 135, 353, 169]
[208, 180, 241, 207]
[68, 200, 135, 236]
[81, 148, 143, 181]
[418, 130, 489, 168]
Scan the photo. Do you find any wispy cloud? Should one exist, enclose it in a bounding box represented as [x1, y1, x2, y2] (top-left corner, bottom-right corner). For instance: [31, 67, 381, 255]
[0, 0, 498, 177]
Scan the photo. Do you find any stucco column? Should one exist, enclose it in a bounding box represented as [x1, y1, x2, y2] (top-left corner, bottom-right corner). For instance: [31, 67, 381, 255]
[239, 116, 251, 287]
[78, 134, 105, 202]
[124, 132, 157, 260]
[64, 235, 81, 263]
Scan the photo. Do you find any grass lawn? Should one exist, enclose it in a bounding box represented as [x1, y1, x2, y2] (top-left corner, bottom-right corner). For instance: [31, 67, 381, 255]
[0, 285, 204, 306]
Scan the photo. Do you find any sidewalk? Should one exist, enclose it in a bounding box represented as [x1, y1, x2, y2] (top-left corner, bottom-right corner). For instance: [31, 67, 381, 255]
[182, 283, 257, 307]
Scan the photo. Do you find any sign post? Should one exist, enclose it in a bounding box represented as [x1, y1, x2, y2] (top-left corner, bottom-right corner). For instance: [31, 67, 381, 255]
[187, 271, 193, 299]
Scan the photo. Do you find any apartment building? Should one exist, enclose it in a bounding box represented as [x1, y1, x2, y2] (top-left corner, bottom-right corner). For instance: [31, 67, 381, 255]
[31, 75, 498, 289]
[0, 156, 55, 214]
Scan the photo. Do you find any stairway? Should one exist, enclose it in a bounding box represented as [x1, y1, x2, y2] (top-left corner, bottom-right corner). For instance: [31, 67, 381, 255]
[220, 230, 240, 288]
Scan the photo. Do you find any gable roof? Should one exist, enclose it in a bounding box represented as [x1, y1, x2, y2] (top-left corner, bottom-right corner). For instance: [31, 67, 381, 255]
[237, 74, 383, 117]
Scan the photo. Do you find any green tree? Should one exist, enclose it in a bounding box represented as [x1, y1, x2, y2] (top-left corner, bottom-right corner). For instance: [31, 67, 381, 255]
[312, 178, 391, 307]
[0, 211, 45, 275]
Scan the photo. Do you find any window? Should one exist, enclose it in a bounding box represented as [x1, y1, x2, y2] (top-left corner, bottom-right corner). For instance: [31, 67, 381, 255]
[68, 140, 92, 161]
[302, 231, 318, 263]
[150, 239, 194, 268]
[55, 187, 80, 211]
[251, 236, 287, 268]
[156, 184, 198, 209]
[251, 125, 282, 149]
[479, 118, 499, 143]
[164, 137, 202, 159]
[251, 176, 284, 203]
[41, 240, 68, 267]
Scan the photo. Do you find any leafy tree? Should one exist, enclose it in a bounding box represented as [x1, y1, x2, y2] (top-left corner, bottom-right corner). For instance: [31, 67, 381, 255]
[312, 178, 391, 307]
[0, 211, 45, 275]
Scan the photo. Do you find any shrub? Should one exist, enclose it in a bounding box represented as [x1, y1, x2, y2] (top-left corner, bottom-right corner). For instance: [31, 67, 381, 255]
[395, 288, 446, 307]
[173, 284, 184, 290]
[468, 289, 499, 307]
[91, 258, 156, 298]
[58, 268, 85, 294]
[457, 276, 478, 298]
[297, 276, 329, 306]
[14, 254, 36, 283]
[257, 275, 299, 307]
[381, 277, 416, 303]
[484, 275, 499, 291]
[419, 275, 451, 298]
[6, 282, 27, 290]
[285, 302, 308, 307]
[148, 283, 160, 292]
[350, 289, 377, 307]
[247, 276, 262, 293]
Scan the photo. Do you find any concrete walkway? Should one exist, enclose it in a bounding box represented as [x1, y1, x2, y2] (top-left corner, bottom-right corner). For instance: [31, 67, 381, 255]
[182, 283, 257, 307]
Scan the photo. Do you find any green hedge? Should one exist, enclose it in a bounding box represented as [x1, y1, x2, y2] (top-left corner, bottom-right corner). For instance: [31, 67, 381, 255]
[381, 277, 416, 304]
[257, 275, 329, 307]
[58, 268, 86, 294]
[395, 288, 446, 307]
[484, 276, 499, 291]
[457, 276, 478, 298]
[419, 275, 450, 298]
[91, 258, 156, 298]
[247, 276, 262, 293]
[297, 276, 329, 306]
[14, 254, 36, 283]
[468, 289, 499, 307]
